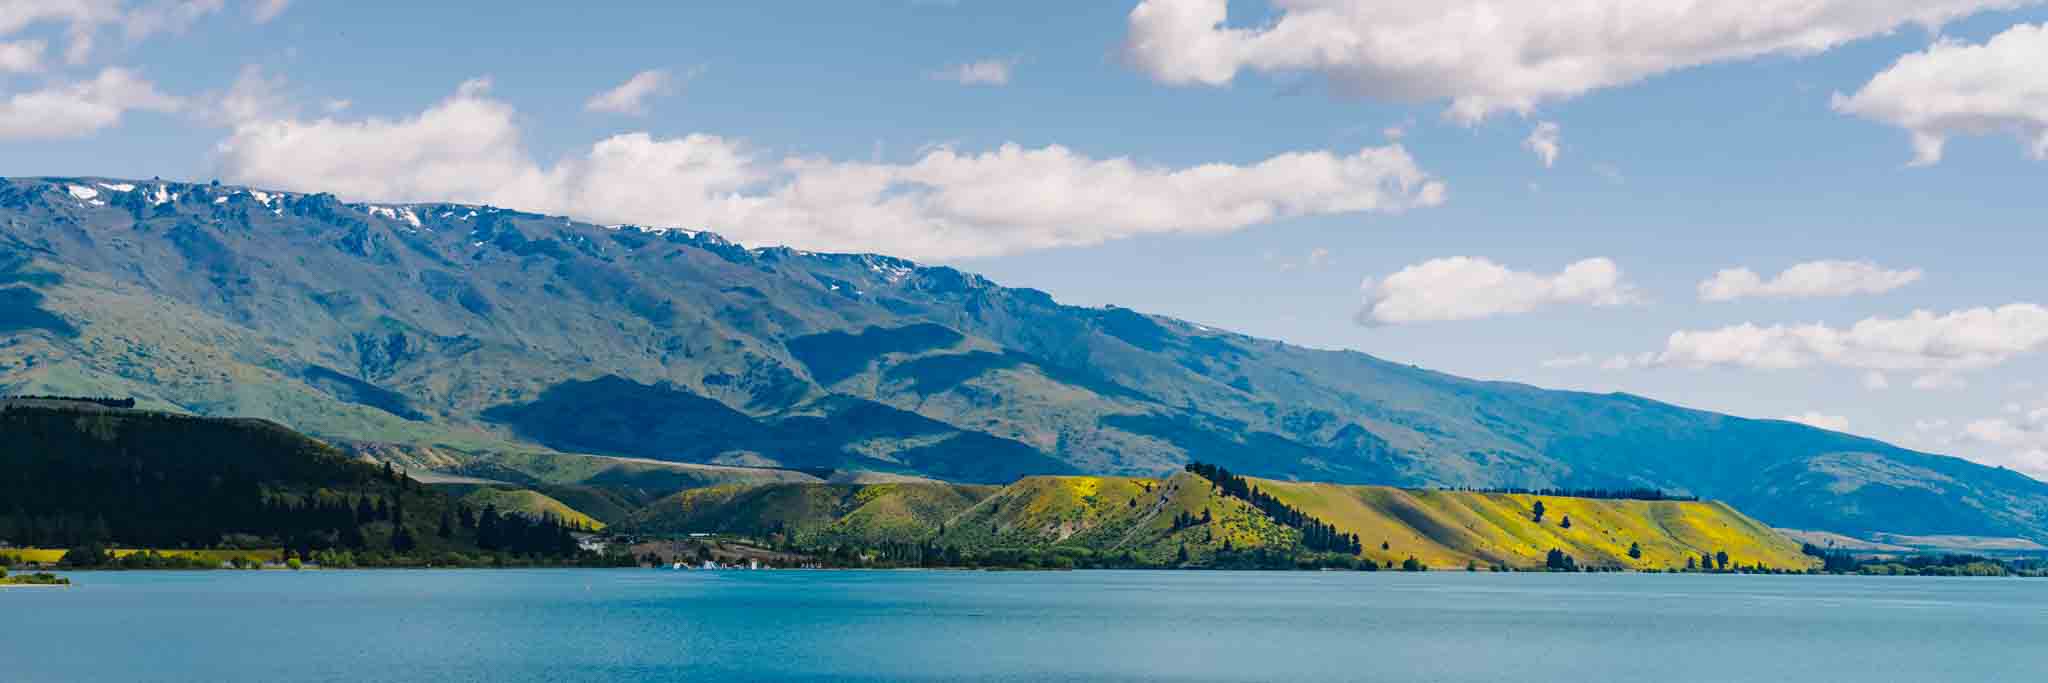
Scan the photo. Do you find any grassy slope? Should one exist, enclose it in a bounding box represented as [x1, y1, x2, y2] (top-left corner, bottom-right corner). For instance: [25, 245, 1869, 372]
[1254, 478, 1814, 570]
[456, 488, 607, 531]
[625, 474, 1812, 569]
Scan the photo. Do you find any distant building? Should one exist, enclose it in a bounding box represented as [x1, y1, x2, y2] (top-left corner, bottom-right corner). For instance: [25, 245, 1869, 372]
[571, 532, 609, 553]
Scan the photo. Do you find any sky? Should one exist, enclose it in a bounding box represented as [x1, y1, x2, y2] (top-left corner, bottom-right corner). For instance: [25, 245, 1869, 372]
[3, 1, 2047, 479]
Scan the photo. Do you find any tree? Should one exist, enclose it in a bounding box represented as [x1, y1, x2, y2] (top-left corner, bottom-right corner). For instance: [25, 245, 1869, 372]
[1686, 556, 1698, 570]
[1381, 540, 1390, 551]
[1700, 552, 1714, 571]
[1560, 515, 1572, 529]
[1176, 543, 1190, 565]
[1627, 542, 1642, 560]
[1200, 508, 1212, 524]
[1545, 548, 1576, 571]
[1715, 551, 1730, 571]
[1531, 500, 1546, 523]
[438, 511, 454, 539]
[391, 524, 417, 553]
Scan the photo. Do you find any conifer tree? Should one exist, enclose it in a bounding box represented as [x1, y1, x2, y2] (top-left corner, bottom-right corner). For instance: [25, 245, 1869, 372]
[1531, 500, 1546, 523]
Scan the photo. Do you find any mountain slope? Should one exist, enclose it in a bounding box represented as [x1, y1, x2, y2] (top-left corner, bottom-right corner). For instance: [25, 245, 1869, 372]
[4, 176, 2045, 541]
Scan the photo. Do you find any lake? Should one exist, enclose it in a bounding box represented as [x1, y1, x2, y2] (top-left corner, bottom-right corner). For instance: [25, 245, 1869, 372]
[4, 570, 2043, 682]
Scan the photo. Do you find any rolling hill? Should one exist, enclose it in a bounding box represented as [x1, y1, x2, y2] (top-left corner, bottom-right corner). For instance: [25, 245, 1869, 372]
[3, 176, 2045, 543]
[622, 472, 1815, 571]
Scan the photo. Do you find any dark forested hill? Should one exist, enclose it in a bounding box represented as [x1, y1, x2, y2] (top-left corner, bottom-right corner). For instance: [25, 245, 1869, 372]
[0, 399, 582, 559]
[3, 176, 2045, 542]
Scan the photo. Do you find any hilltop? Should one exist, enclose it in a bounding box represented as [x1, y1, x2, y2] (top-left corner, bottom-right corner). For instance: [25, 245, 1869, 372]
[3, 176, 2046, 545]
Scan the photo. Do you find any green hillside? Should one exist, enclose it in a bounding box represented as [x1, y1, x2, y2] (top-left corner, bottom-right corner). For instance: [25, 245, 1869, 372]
[453, 488, 607, 531]
[624, 471, 1815, 571]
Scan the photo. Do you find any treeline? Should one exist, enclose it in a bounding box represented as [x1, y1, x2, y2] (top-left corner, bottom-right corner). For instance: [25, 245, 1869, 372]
[1, 395, 136, 409]
[1184, 463, 1363, 555]
[1443, 486, 1698, 502]
[1800, 543, 2024, 577]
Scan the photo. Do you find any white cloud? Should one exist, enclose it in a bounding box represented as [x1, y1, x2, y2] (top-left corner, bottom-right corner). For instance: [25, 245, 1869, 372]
[1862, 371, 1891, 390]
[1699, 260, 1922, 301]
[1, 0, 232, 63]
[1834, 23, 2048, 165]
[214, 78, 1447, 261]
[1781, 412, 1851, 432]
[1356, 256, 1639, 325]
[0, 39, 45, 72]
[1122, 0, 2029, 123]
[250, 0, 289, 23]
[1647, 303, 2048, 372]
[1954, 397, 2048, 479]
[0, 1, 118, 36]
[929, 59, 1016, 86]
[585, 69, 679, 116]
[121, 0, 224, 41]
[0, 67, 180, 140]
[1523, 121, 1560, 168]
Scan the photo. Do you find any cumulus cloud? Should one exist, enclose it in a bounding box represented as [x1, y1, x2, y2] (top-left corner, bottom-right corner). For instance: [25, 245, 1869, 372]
[1781, 412, 1851, 432]
[929, 59, 1017, 86]
[1834, 23, 2048, 165]
[1, 0, 231, 63]
[1955, 397, 2048, 478]
[1356, 257, 1639, 325]
[1523, 121, 1560, 168]
[1123, 0, 2028, 123]
[1699, 260, 1923, 301]
[121, 0, 225, 41]
[214, 78, 1447, 260]
[0, 67, 180, 140]
[1645, 304, 2048, 372]
[585, 69, 680, 116]
[0, 39, 45, 72]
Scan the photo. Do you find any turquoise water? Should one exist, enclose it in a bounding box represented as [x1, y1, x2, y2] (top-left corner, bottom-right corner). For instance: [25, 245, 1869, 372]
[4, 570, 2043, 682]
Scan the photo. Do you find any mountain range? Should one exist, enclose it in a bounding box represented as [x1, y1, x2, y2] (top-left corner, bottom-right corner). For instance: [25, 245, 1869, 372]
[3, 176, 2045, 543]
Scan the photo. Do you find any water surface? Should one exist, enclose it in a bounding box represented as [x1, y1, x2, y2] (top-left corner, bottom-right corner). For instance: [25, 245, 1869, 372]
[5, 570, 2042, 682]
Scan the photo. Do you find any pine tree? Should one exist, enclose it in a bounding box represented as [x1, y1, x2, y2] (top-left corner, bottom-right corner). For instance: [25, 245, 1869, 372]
[1531, 500, 1546, 523]
[1715, 551, 1729, 571]
[1176, 543, 1189, 565]
[438, 510, 454, 539]
[1627, 542, 1642, 560]
[1560, 515, 1572, 529]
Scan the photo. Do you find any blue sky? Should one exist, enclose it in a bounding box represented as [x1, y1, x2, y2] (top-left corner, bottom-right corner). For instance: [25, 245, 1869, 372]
[4, 1, 2047, 477]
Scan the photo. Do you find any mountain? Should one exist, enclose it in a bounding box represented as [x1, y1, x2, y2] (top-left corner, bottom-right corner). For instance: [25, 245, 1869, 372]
[621, 472, 1816, 571]
[4, 176, 2046, 542]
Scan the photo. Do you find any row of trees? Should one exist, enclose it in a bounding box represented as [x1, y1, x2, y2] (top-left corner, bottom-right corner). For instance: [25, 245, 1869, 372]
[1184, 463, 1364, 555]
[1, 395, 136, 409]
[1455, 486, 1698, 502]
